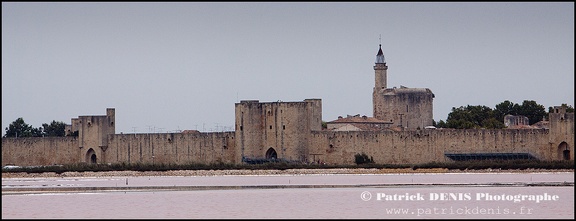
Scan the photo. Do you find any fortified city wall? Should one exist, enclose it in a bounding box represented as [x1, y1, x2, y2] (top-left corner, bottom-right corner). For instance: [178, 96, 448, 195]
[1, 137, 79, 166]
[105, 132, 236, 165]
[1, 108, 115, 166]
[1, 108, 573, 166]
[308, 128, 553, 165]
[2, 44, 573, 167]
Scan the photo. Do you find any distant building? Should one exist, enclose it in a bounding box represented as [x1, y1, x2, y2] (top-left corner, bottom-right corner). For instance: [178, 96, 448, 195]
[531, 120, 549, 129]
[504, 115, 530, 128]
[504, 115, 550, 129]
[327, 114, 392, 131]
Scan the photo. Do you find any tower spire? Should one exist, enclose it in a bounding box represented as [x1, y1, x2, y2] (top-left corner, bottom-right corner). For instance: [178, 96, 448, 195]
[374, 42, 388, 90]
[375, 43, 386, 64]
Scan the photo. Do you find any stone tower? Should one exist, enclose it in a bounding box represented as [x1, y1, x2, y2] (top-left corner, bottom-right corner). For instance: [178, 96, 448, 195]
[77, 108, 116, 163]
[549, 106, 574, 160]
[372, 45, 435, 129]
[235, 99, 322, 163]
[374, 44, 388, 90]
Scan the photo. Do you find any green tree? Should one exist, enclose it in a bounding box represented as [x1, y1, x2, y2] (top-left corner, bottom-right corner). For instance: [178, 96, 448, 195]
[4, 118, 42, 137]
[516, 100, 546, 125]
[446, 105, 504, 129]
[435, 120, 447, 128]
[434, 100, 559, 129]
[354, 152, 374, 165]
[445, 105, 503, 129]
[481, 117, 505, 129]
[494, 100, 521, 121]
[41, 120, 67, 137]
[566, 104, 575, 113]
[495, 100, 547, 125]
[446, 118, 476, 129]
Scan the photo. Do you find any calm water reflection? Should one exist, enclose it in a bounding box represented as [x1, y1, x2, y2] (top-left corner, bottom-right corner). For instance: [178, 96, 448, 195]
[2, 172, 573, 219]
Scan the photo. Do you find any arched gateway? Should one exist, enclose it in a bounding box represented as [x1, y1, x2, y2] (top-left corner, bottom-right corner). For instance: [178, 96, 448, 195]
[265, 147, 277, 159]
[558, 142, 570, 160]
[86, 148, 97, 164]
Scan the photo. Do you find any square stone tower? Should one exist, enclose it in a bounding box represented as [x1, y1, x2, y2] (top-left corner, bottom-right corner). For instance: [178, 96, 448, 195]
[235, 99, 322, 163]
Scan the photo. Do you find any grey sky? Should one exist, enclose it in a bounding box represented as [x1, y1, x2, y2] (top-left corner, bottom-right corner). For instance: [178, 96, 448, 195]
[2, 2, 574, 135]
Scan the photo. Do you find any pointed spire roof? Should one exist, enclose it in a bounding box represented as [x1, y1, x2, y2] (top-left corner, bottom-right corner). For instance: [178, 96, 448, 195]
[375, 44, 386, 64]
[377, 44, 384, 56]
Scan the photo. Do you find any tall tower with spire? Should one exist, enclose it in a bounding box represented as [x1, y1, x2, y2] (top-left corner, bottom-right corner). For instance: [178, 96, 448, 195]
[374, 44, 388, 90]
[372, 44, 435, 129]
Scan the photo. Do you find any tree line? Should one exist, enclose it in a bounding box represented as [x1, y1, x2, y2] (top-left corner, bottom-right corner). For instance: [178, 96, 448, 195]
[3, 118, 72, 138]
[434, 100, 574, 129]
[3, 100, 574, 137]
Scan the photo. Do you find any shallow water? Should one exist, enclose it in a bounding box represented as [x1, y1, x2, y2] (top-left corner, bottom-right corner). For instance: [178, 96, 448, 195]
[2, 172, 573, 219]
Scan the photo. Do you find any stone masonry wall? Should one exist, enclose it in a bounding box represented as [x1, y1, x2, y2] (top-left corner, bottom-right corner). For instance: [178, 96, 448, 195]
[77, 108, 115, 163]
[2, 111, 571, 167]
[1, 137, 79, 166]
[105, 132, 236, 165]
[373, 89, 434, 129]
[549, 111, 575, 160]
[309, 128, 552, 165]
[235, 99, 322, 163]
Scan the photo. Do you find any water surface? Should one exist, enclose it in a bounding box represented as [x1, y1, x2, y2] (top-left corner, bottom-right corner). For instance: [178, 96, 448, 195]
[2, 172, 573, 219]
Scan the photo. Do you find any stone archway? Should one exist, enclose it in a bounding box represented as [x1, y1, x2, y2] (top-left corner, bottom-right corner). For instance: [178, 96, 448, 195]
[86, 148, 97, 164]
[557, 142, 570, 160]
[265, 147, 277, 160]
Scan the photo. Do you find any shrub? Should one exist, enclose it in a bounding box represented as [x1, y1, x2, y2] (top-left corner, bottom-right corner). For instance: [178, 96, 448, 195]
[354, 153, 374, 165]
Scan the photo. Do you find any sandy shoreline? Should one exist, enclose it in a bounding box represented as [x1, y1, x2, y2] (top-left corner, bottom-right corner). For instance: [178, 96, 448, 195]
[2, 168, 573, 178]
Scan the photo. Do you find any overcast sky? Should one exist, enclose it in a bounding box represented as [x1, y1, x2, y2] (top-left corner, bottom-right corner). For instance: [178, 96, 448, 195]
[2, 2, 574, 135]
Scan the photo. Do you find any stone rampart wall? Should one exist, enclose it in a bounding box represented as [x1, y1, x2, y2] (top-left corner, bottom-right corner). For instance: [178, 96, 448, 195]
[309, 128, 553, 165]
[1, 137, 79, 166]
[105, 132, 236, 165]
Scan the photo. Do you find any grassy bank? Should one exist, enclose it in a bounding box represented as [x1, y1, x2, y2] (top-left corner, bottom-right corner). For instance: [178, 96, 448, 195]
[2, 160, 573, 174]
